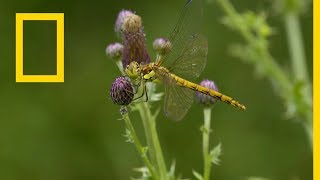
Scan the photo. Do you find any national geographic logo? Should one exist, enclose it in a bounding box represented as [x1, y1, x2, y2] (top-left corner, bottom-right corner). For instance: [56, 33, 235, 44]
[16, 13, 64, 82]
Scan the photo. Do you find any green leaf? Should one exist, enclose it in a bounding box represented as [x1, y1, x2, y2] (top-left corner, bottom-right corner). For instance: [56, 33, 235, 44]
[124, 128, 134, 143]
[141, 147, 148, 157]
[210, 143, 222, 165]
[130, 104, 140, 112]
[147, 82, 163, 102]
[200, 125, 207, 134]
[152, 108, 161, 120]
[132, 167, 151, 180]
[168, 160, 176, 177]
[192, 170, 203, 180]
[167, 160, 177, 180]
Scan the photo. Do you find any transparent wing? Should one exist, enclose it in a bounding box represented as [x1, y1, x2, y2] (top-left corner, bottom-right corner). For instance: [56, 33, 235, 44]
[163, 83, 195, 121]
[155, 0, 208, 121]
[158, 0, 208, 82]
[152, 69, 194, 121]
[168, 34, 207, 81]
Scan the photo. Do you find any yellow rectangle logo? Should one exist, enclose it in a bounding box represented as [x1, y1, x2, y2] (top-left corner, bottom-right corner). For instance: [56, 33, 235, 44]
[16, 13, 64, 82]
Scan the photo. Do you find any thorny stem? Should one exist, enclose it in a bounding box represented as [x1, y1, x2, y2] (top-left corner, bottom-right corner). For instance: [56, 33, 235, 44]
[115, 62, 167, 178]
[216, 0, 313, 149]
[137, 103, 167, 179]
[203, 108, 212, 180]
[121, 108, 157, 178]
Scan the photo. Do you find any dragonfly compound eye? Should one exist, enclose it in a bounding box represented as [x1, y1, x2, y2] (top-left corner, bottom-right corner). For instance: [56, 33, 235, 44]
[110, 76, 134, 105]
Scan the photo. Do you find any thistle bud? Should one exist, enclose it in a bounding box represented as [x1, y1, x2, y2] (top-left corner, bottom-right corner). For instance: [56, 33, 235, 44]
[153, 38, 172, 55]
[121, 14, 142, 33]
[110, 76, 134, 105]
[106, 42, 124, 59]
[196, 79, 219, 107]
[121, 14, 151, 69]
[115, 10, 133, 35]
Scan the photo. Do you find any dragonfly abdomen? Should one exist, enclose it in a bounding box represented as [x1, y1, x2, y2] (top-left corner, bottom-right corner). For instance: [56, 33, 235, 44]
[171, 74, 246, 110]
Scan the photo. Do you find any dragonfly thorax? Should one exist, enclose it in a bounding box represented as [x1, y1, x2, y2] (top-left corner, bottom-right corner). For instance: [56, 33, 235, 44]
[141, 63, 157, 81]
[125, 61, 157, 82]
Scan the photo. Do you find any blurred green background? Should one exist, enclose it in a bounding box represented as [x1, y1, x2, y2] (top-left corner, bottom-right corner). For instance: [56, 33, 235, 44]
[0, 0, 312, 179]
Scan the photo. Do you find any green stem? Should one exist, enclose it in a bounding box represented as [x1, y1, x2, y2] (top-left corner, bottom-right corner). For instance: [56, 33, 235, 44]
[137, 103, 167, 179]
[216, 0, 292, 93]
[284, 13, 313, 147]
[116, 60, 124, 75]
[215, 0, 254, 43]
[285, 13, 309, 82]
[115, 56, 167, 178]
[203, 108, 212, 180]
[303, 119, 313, 149]
[122, 110, 157, 178]
[216, 0, 313, 149]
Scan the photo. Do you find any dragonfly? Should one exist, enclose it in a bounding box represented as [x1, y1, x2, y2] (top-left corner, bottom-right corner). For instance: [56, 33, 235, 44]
[126, 0, 246, 121]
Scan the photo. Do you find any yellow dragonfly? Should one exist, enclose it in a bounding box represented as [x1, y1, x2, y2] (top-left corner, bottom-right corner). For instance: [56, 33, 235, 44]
[126, 0, 246, 121]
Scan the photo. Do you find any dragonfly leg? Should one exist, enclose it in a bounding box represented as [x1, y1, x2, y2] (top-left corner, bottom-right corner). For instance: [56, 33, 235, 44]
[130, 79, 142, 94]
[132, 84, 140, 94]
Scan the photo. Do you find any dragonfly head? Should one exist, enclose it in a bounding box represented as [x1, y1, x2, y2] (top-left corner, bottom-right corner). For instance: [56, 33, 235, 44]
[125, 61, 141, 80]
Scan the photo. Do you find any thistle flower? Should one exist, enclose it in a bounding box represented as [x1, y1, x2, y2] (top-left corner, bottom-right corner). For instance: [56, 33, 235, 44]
[196, 79, 219, 107]
[110, 76, 134, 105]
[115, 10, 134, 35]
[106, 42, 124, 60]
[153, 38, 172, 55]
[121, 13, 151, 69]
[121, 14, 142, 33]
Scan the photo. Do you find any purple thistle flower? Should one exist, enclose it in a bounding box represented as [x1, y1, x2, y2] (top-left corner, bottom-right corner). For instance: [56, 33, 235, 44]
[121, 14, 151, 69]
[196, 79, 219, 107]
[110, 76, 134, 105]
[115, 10, 133, 36]
[106, 42, 124, 59]
[153, 38, 172, 55]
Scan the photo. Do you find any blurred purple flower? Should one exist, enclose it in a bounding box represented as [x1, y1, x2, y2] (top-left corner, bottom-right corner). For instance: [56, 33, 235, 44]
[153, 38, 172, 55]
[196, 79, 219, 107]
[115, 10, 133, 35]
[106, 42, 124, 59]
